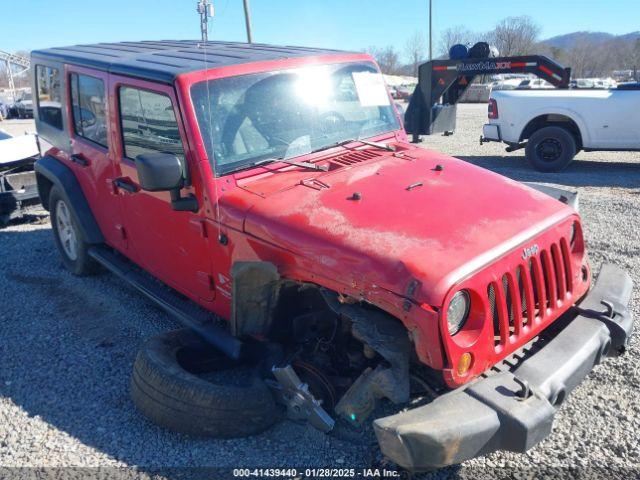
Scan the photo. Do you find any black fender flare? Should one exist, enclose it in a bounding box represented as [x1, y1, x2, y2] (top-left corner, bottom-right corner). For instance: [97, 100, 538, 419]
[34, 155, 104, 244]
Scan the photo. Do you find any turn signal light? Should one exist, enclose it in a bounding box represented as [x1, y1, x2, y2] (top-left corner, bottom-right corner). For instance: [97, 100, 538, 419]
[457, 352, 473, 376]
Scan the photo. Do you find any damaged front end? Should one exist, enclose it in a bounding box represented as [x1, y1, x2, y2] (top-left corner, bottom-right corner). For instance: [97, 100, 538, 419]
[231, 264, 418, 431]
[266, 287, 417, 429]
[374, 264, 633, 470]
[257, 264, 632, 472]
[333, 306, 412, 423]
[228, 210, 632, 473]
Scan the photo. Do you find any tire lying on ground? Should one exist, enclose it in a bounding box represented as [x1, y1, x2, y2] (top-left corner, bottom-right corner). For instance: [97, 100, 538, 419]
[131, 328, 279, 437]
[525, 126, 577, 172]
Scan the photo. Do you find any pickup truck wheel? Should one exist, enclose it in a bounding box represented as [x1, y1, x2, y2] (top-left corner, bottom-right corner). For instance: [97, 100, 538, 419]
[525, 126, 576, 172]
[49, 186, 98, 276]
[131, 328, 279, 438]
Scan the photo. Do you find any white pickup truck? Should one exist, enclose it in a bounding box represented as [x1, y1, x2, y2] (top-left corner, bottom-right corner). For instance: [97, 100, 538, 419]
[481, 84, 640, 171]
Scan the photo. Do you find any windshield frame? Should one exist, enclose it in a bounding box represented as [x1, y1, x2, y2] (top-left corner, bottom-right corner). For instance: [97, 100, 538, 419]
[186, 58, 401, 177]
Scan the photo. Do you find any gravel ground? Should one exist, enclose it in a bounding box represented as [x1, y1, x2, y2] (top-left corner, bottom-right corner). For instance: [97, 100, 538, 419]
[1, 107, 639, 479]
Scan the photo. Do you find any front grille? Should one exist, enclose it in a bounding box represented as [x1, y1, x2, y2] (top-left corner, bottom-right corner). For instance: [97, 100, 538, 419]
[489, 238, 573, 348]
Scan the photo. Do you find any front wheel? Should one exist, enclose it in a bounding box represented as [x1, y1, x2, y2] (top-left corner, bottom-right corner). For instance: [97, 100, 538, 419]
[525, 126, 576, 172]
[131, 329, 279, 437]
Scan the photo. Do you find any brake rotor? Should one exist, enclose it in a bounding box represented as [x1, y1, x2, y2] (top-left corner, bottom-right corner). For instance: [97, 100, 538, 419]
[293, 360, 338, 412]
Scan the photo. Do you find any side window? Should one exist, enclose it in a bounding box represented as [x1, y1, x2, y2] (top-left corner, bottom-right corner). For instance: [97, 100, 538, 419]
[118, 87, 185, 162]
[36, 65, 62, 129]
[70, 73, 108, 147]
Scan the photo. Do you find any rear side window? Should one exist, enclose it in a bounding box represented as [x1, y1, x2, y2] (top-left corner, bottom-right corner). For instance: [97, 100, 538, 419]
[118, 87, 185, 162]
[70, 73, 108, 147]
[36, 65, 62, 129]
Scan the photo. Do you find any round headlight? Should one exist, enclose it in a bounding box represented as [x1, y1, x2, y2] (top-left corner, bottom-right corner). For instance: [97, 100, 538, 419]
[447, 290, 471, 335]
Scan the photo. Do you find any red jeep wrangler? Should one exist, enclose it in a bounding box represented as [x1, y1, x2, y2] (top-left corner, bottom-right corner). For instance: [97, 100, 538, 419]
[32, 41, 633, 471]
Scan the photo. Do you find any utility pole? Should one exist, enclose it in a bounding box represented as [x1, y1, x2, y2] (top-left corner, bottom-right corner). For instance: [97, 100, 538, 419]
[428, 0, 433, 60]
[243, 0, 253, 43]
[412, 0, 432, 144]
[197, 0, 214, 42]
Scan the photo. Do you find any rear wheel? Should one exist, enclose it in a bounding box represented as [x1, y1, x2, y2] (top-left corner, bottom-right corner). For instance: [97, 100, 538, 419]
[49, 186, 98, 276]
[525, 126, 576, 172]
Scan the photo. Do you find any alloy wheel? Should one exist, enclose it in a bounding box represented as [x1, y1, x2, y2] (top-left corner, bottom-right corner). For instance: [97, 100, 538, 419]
[55, 200, 79, 261]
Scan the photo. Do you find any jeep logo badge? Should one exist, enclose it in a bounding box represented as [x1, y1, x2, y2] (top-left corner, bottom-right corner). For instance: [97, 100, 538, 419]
[522, 244, 539, 260]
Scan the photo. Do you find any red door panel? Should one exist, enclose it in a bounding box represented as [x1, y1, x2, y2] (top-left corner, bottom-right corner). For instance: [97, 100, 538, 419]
[65, 65, 126, 251]
[108, 75, 215, 302]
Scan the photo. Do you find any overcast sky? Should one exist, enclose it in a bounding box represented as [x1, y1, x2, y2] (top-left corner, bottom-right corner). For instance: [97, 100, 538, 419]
[5, 0, 639, 58]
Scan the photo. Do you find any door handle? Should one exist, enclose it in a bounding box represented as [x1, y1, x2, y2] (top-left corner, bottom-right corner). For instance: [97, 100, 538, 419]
[114, 178, 138, 194]
[70, 154, 89, 167]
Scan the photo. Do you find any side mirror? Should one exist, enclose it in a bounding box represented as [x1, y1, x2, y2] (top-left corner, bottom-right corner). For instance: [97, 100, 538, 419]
[134, 153, 199, 212]
[135, 152, 183, 192]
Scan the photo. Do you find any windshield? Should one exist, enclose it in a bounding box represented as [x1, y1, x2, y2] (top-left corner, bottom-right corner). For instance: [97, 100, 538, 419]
[191, 62, 400, 175]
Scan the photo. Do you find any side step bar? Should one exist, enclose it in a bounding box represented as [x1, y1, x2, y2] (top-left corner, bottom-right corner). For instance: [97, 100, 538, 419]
[88, 246, 243, 359]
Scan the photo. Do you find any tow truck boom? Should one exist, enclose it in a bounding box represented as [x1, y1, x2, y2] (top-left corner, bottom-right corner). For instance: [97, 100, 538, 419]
[404, 55, 571, 137]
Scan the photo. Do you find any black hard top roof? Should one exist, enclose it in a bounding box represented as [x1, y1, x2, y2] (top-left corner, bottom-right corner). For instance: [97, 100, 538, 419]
[31, 40, 351, 83]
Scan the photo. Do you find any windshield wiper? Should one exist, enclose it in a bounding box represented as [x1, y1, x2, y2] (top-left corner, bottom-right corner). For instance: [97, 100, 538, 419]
[311, 137, 396, 155]
[253, 157, 328, 171]
[356, 138, 396, 151]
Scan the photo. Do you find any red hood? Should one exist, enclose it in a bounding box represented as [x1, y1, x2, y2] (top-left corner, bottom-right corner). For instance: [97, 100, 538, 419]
[229, 146, 573, 306]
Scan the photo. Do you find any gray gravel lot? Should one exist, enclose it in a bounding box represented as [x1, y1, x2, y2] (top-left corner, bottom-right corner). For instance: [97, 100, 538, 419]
[1, 106, 639, 479]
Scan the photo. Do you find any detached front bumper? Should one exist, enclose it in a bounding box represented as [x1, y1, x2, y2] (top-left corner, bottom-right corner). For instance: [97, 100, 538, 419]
[374, 264, 634, 471]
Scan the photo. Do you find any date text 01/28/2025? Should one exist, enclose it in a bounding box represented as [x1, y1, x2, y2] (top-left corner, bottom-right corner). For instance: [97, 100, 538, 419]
[232, 468, 401, 478]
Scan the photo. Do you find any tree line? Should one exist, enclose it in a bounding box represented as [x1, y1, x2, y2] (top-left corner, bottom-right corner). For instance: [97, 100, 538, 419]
[367, 16, 640, 80]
